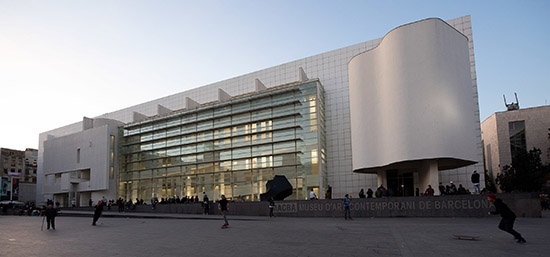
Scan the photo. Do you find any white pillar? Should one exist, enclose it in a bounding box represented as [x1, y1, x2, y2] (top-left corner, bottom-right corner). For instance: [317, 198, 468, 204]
[418, 160, 439, 195]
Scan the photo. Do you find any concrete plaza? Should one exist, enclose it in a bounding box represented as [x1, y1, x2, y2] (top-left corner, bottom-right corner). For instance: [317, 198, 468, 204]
[1, 212, 549, 257]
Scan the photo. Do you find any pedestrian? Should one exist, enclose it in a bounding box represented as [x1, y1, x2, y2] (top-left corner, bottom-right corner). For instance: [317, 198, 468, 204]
[438, 182, 446, 195]
[457, 184, 468, 195]
[366, 188, 373, 198]
[92, 200, 104, 226]
[117, 198, 124, 212]
[309, 189, 317, 200]
[343, 194, 352, 220]
[449, 181, 457, 195]
[203, 194, 210, 215]
[471, 170, 481, 194]
[44, 204, 58, 230]
[424, 185, 434, 196]
[359, 189, 366, 198]
[487, 193, 527, 244]
[268, 196, 275, 218]
[218, 195, 229, 228]
[326, 185, 332, 199]
[89, 199, 93, 207]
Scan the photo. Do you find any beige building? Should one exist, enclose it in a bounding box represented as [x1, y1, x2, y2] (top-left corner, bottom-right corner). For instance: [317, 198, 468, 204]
[481, 105, 550, 185]
[1, 148, 37, 202]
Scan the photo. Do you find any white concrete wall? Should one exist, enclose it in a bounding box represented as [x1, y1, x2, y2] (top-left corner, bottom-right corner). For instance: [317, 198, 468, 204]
[37, 15, 483, 201]
[40, 119, 121, 203]
[348, 18, 478, 173]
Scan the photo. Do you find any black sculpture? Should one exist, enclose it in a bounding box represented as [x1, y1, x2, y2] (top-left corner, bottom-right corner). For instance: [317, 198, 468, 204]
[260, 175, 293, 201]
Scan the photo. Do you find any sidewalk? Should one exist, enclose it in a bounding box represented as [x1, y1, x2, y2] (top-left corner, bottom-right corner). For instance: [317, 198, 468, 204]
[2, 211, 549, 257]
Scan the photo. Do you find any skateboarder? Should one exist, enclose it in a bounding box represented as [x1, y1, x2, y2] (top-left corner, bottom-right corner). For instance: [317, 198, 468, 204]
[487, 193, 526, 243]
[218, 195, 229, 228]
[92, 200, 104, 226]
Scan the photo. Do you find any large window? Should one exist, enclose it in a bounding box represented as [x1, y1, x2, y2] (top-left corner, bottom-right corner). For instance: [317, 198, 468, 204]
[509, 120, 526, 162]
[120, 81, 325, 202]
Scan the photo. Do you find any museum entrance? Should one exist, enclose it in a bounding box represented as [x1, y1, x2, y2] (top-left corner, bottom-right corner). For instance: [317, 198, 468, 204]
[386, 170, 414, 197]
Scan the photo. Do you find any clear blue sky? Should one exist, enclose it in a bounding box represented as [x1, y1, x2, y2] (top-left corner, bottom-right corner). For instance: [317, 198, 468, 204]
[1, 0, 549, 150]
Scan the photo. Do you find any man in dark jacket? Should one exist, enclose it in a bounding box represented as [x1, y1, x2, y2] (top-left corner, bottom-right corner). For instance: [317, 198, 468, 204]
[44, 204, 58, 230]
[487, 193, 526, 243]
[92, 201, 104, 226]
[218, 195, 229, 228]
[471, 170, 480, 194]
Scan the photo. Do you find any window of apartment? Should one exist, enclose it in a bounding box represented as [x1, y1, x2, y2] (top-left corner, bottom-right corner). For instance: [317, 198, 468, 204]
[509, 120, 526, 162]
[77, 148, 81, 163]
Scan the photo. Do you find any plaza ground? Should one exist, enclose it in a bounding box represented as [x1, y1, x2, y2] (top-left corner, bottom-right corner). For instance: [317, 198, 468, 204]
[1, 212, 549, 257]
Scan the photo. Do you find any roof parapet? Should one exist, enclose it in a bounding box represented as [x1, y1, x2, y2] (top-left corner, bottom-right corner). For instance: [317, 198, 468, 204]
[157, 104, 172, 115]
[218, 88, 232, 102]
[132, 111, 148, 123]
[255, 78, 267, 92]
[82, 117, 94, 131]
[299, 67, 308, 82]
[185, 97, 200, 109]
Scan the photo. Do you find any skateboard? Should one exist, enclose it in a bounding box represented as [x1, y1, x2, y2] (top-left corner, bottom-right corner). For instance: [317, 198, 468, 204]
[221, 224, 229, 229]
[453, 234, 479, 241]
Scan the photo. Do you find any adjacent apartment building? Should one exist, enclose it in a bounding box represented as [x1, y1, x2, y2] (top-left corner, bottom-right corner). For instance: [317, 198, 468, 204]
[37, 15, 483, 206]
[481, 105, 550, 186]
[1, 148, 38, 202]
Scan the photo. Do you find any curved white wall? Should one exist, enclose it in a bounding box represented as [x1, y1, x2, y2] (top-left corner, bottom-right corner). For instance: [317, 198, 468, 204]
[349, 18, 478, 173]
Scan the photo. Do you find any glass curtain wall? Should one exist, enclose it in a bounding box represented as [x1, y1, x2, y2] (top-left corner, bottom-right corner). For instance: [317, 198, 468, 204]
[120, 81, 325, 202]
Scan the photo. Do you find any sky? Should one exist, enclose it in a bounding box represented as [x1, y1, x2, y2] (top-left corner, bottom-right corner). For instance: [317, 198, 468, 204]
[1, 0, 549, 151]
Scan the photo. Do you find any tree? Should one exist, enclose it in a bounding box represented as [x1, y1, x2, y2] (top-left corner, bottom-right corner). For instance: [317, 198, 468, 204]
[496, 148, 550, 192]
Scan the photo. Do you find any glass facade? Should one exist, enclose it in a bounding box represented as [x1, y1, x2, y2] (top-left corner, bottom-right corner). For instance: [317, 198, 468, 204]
[120, 81, 326, 202]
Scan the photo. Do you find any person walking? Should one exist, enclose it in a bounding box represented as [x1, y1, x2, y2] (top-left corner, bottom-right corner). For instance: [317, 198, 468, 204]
[309, 189, 317, 200]
[471, 170, 481, 194]
[92, 201, 104, 226]
[343, 194, 352, 220]
[326, 185, 332, 199]
[44, 204, 58, 230]
[203, 194, 210, 215]
[218, 195, 229, 228]
[268, 197, 275, 218]
[487, 193, 527, 244]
